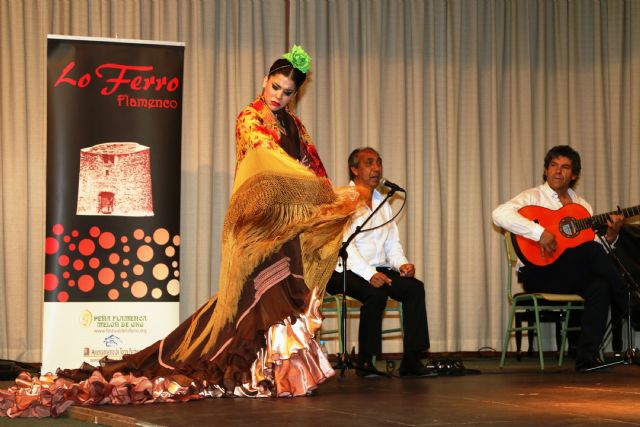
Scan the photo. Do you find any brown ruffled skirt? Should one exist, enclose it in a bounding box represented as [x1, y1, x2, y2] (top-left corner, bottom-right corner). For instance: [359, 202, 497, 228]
[0, 238, 334, 418]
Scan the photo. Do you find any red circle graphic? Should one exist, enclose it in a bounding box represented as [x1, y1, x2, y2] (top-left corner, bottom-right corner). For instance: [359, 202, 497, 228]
[45, 237, 59, 255]
[73, 259, 84, 271]
[99, 232, 116, 249]
[98, 268, 115, 285]
[78, 239, 95, 256]
[44, 274, 59, 291]
[89, 226, 101, 238]
[78, 275, 95, 292]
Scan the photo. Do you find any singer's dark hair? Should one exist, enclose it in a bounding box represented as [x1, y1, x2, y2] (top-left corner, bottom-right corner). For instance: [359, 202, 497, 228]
[348, 147, 379, 180]
[543, 145, 581, 188]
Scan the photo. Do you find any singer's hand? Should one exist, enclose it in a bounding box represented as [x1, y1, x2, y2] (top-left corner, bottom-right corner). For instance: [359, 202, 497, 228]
[538, 230, 557, 258]
[605, 213, 624, 243]
[399, 263, 415, 277]
[370, 272, 392, 288]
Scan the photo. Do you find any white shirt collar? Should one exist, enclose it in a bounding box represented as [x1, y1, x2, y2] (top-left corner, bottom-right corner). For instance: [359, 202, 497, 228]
[541, 181, 578, 202]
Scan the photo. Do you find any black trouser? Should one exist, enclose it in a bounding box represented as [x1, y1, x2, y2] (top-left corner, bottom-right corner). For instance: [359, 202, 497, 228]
[326, 268, 430, 357]
[518, 241, 628, 362]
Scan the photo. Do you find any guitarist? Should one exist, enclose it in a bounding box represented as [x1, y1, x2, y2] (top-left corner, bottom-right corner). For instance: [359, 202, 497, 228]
[492, 145, 633, 371]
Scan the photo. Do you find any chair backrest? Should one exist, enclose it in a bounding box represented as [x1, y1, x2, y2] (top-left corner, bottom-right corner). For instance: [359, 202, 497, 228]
[503, 231, 518, 299]
[504, 231, 518, 265]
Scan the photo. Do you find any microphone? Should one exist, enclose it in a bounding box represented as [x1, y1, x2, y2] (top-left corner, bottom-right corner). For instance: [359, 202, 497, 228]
[380, 178, 406, 193]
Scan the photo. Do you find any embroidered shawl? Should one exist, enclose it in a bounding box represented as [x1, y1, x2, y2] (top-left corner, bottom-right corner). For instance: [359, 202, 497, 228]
[172, 97, 360, 360]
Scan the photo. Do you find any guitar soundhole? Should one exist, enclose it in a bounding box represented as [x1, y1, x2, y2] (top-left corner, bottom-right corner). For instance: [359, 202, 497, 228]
[559, 217, 577, 238]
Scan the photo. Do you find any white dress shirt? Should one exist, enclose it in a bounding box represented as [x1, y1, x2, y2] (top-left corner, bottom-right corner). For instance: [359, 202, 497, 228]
[336, 184, 409, 282]
[492, 182, 601, 269]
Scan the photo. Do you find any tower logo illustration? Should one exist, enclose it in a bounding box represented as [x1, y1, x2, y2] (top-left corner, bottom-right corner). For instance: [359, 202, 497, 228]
[76, 142, 154, 217]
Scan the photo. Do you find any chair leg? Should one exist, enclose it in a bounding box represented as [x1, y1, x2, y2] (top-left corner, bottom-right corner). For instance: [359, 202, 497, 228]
[558, 306, 572, 367]
[515, 314, 523, 361]
[532, 302, 545, 370]
[500, 305, 517, 368]
[555, 317, 563, 355]
[525, 311, 535, 358]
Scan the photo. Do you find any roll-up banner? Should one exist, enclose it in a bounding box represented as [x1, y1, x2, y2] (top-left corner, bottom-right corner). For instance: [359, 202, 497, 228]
[43, 35, 184, 374]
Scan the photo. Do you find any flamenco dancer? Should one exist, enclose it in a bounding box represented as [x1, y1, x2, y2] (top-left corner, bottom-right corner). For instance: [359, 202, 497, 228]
[1, 45, 363, 417]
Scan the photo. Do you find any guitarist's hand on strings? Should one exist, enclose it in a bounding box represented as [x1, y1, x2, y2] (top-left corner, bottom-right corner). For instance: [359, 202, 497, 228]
[538, 230, 557, 259]
[605, 213, 624, 244]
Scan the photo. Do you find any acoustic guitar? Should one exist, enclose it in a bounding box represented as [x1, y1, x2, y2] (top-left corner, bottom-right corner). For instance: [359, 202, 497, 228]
[511, 203, 640, 266]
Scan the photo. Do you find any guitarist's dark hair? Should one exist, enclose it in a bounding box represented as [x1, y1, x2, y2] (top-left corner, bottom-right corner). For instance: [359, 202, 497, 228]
[543, 145, 581, 188]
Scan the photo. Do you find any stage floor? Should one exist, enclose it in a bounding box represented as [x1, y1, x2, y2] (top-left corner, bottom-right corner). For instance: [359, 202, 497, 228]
[2, 354, 640, 426]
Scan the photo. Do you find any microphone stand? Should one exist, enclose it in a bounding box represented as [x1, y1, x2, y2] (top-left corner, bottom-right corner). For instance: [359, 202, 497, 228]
[585, 221, 640, 372]
[334, 187, 397, 379]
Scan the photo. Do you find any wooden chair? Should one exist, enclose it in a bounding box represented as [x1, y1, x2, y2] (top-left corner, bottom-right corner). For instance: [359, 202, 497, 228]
[319, 294, 403, 362]
[500, 231, 584, 370]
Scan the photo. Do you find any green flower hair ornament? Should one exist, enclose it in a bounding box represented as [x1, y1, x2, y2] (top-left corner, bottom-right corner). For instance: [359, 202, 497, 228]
[283, 45, 312, 74]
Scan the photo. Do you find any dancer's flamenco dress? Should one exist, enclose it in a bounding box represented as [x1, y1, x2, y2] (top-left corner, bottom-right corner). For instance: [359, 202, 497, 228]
[0, 97, 361, 417]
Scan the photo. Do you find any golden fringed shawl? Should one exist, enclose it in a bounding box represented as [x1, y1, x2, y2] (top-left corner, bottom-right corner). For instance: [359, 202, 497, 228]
[172, 98, 360, 361]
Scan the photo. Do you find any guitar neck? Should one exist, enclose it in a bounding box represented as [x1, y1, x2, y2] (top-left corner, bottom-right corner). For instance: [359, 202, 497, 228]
[575, 205, 640, 232]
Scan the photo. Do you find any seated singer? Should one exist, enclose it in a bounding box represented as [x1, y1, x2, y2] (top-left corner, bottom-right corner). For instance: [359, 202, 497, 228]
[492, 145, 635, 371]
[326, 147, 432, 377]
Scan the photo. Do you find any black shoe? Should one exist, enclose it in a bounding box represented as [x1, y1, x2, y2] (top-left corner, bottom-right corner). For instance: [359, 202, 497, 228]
[575, 356, 607, 372]
[356, 356, 386, 379]
[399, 360, 438, 378]
[399, 350, 437, 378]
